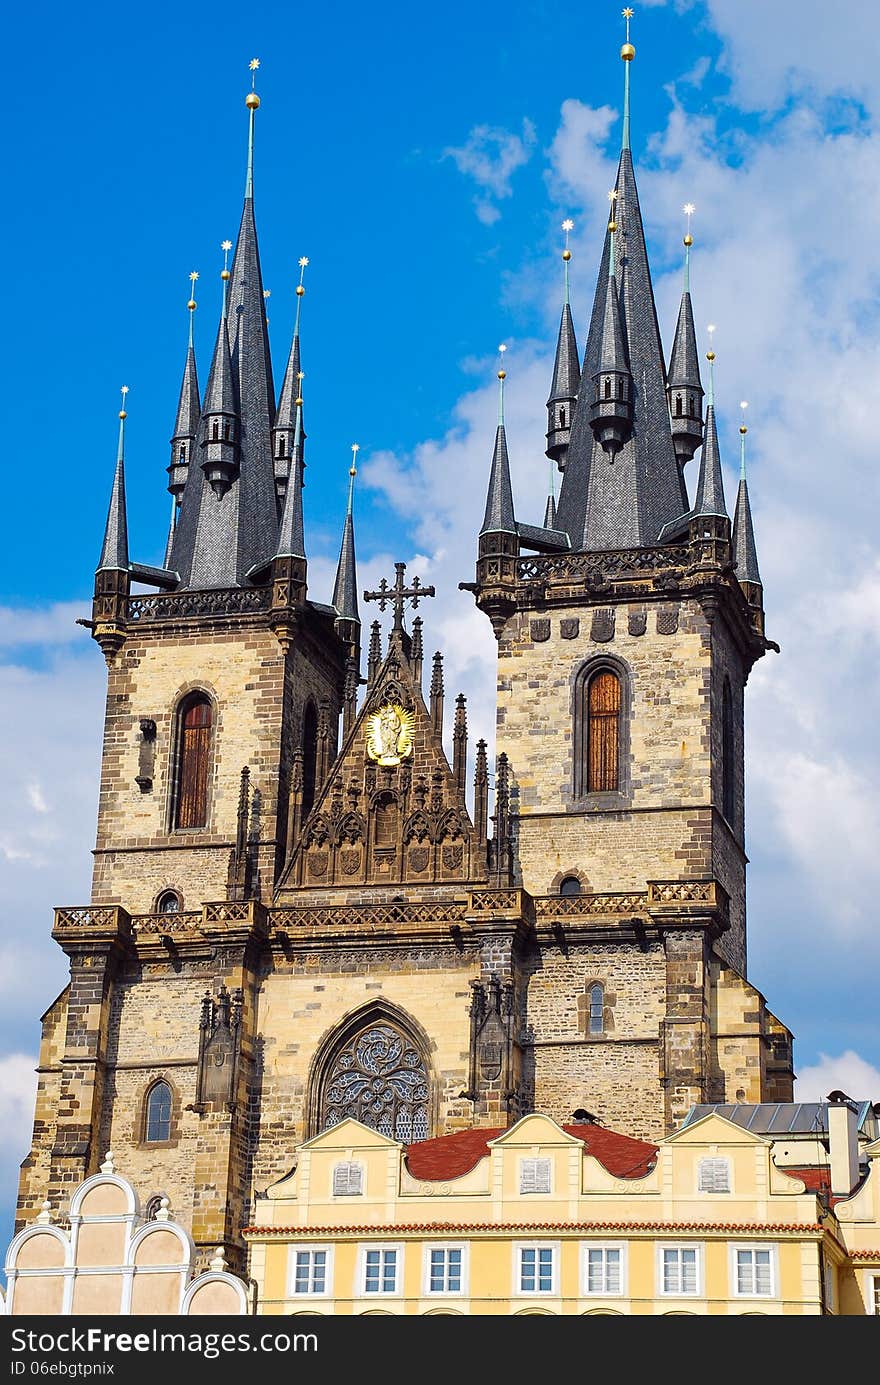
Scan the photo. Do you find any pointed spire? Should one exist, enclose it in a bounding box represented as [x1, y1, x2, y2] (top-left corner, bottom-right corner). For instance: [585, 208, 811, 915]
[453, 693, 468, 797]
[332, 446, 361, 629]
[668, 205, 704, 466]
[546, 220, 581, 468]
[367, 620, 382, 688]
[98, 388, 130, 572]
[430, 652, 444, 735]
[474, 737, 489, 848]
[556, 15, 688, 551]
[587, 193, 633, 456]
[732, 403, 762, 587]
[274, 399, 306, 558]
[199, 251, 239, 499]
[543, 459, 557, 529]
[692, 339, 728, 520]
[481, 346, 517, 536]
[168, 272, 202, 501]
[273, 257, 308, 502]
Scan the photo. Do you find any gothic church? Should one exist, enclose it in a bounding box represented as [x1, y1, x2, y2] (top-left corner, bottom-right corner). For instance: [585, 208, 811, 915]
[17, 38, 794, 1271]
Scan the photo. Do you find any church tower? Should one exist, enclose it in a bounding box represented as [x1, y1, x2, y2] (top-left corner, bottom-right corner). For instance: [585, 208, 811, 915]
[467, 23, 793, 1134]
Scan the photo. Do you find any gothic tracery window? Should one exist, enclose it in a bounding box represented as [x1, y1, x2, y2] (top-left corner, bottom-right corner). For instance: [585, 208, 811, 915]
[574, 664, 623, 797]
[144, 1080, 173, 1143]
[320, 1021, 429, 1142]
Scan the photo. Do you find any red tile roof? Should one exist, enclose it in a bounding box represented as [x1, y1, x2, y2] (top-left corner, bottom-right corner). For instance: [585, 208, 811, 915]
[403, 1123, 658, 1183]
[782, 1166, 863, 1206]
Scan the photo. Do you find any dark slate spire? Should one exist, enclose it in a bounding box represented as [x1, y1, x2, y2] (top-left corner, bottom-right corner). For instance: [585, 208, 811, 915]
[480, 353, 517, 536]
[692, 355, 728, 519]
[546, 221, 581, 469]
[168, 278, 201, 502]
[732, 419, 762, 587]
[199, 272, 239, 498]
[274, 401, 305, 559]
[587, 212, 633, 456]
[97, 390, 130, 572]
[332, 449, 360, 627]
[667, 208, 704, 466]
[169, 68, 278, 589]
[556, 35, 688, 551]
[273, 259, 308, 504]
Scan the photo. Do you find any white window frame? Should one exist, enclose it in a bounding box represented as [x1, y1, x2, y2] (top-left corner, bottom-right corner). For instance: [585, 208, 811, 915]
[519, 1156, 552, 1195]
[422, 1242, 468, 1297]
[331, 1160, 364, 1197]
[358, 1243, 403, 1298]
[697, 1156, 732, 1194]
[657, 1242, 703, 1298]
[866, 1271, 880, 1316]
[582, 1242, 627, 1298]
[287, 1244, 333, 1299]
[514, 1242, 558, 1297]
[730, 1243, 777, 1300]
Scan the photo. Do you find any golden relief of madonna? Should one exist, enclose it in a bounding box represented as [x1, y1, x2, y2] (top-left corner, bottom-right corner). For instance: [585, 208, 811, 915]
[365, 703, 414, 766]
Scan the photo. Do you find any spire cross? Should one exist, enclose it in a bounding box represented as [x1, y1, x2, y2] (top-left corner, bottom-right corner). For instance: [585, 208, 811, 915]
[363, 562, 436, 635]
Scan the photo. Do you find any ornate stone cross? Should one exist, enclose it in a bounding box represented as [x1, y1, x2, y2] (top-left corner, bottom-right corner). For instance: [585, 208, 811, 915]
[363, 562, 435, 634]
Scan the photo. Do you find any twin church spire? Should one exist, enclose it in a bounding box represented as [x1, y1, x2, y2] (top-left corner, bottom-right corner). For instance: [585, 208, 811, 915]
[96, 62, 360, 651]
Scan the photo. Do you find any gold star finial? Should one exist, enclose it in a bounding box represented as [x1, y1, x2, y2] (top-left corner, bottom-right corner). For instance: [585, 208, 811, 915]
[497, 342, 507, 383]
[221, 240, 232, 281]
[706, 323, 716, 362]
[683, 202, 695, 247]
[296, 256, 308, 297]
[119, 384, 129, 420]
[561, 218, 573, 264]
[740, 399, 749, 435]
[622, 7, 635, 55]
[350, 442, 359, 478]
[246, 58, 261, 110]
[187, 270, 199, 312]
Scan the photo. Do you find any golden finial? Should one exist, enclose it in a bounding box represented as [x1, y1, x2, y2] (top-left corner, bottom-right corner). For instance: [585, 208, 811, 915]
[561, 218, 574, 262]
[187, 269, 199, 311]
[295, 370, 304, 407]
[119, 384, 129, 420]
[739, 399, 748, 435]
[706, 323, 716, 362]
[246, 57, 260, 109]
[296, 256, 308, 297]
[350, 441, 359, 478]
[621, 7, 635, 60]
[607, 187, 618, 234]
[221, 240, 232, 281]
[497, 342, 507, 381]
[683, 202, 695, 248]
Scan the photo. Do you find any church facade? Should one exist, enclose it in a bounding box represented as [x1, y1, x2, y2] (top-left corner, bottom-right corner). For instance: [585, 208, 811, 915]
[17, 37, 794, 1277]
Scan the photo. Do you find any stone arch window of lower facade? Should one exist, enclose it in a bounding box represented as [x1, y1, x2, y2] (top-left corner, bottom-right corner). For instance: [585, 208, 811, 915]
[143, 1080, 173, 1144]
[301, 700, 319, 820]
[573, 659, 628, 799]
[578, 981, 609, 1037]
[171, 693, 212, 830]
[314, 1009, 431, 1142]
[156, 889, 181, 914]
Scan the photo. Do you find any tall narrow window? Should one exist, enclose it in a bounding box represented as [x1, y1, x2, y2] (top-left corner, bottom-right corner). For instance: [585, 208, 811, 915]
[301, 701, 319, 820]
[588, 983, 604, 1035]
[174, 695, 211, 829]
[559, 406, 566, 428]
[144, 1081, 172, 1143]
[211, 419, 219, 440]
[675, 393, 683, 417]
[604, 376, 612, 399]
[722, 678, 735, 824]
[373, 794, 399, 849]
[587, 670, 621, 792]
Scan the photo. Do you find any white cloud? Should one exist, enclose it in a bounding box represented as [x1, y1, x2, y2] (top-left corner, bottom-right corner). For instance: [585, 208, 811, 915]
[444, 119, 537, 224]
[0, 1056, 38, 1153]
[0, 603, 88, 649]
[795, 1051, 880, 1104]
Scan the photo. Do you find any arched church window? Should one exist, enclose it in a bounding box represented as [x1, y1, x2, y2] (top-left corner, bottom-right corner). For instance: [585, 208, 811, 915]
[675, 393, 683, 417]
[223, 419, 231, 440]
[156, 890, 181, 914]
[576, 669, 621, 794]
[373, 793, 399, 849]
[588, 983, 604, 1035]
[144, 1081, 173, 1143]
[559, 406, 566, 428]
[559, 876, 581, 897]
[173, 695, 212, 830]
[604, 376, 612, 399]
[722, 677, 735, 824]
[179, 444, 186, 461]
[278, 435, 286, 458]
[301, 701, 319, 820]
[320, 1021, 429, 1142]
[212, 419, 219, 440]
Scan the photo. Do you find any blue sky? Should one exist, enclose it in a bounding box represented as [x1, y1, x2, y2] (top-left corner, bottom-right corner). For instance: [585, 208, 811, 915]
[2, 0, 879, 1248]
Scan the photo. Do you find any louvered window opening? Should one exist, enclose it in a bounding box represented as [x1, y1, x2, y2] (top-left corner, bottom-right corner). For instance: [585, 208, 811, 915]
[698, 1156, 731, 1193]
[587, 671, 620, 792]
[332, 1162, 364, 1197]
[322, 1023, 429, 1143]
[520, 1158, 552, 1194]
[176, 698, 211, 829]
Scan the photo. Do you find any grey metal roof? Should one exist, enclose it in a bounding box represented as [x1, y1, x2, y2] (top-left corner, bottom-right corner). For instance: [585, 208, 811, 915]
[733, 474, 762, 585]
[480, 423, 517, 536]
[543, 491, 557, 530]
[556, 149, 689, 551]
[596, 260, 629, 375]
[516, 521, 570, 553]
[171, 342, 201, 444]
[97, 423, 129, 573]
[332, 504, 359, 624]
[692, 404, 728, 519]
[682, 1101, 875, 1135]
[547, 301, 580, 405]
[274, 408, 305, 560]
[667, 289, 702, 396]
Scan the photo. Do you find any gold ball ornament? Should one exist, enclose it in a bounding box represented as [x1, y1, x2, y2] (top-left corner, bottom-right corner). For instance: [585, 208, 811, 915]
[246, 91, 260, 110]
[706, 350, 716, 361]
[295, 284, 305, 296]
[497, 369, 506, 381]
[118, 410, 127, 419]
[295, 397, 303, 407]
[608, 220, 617, 233]
[562, 248, 571, 261]
[221, 269, 231, 281]
[684, 233, 693, 247]
[740, 425, 748, 435]
[621, 42, 635, 60]
[349, 466, 357, 477]
[187, 299, 197, 310]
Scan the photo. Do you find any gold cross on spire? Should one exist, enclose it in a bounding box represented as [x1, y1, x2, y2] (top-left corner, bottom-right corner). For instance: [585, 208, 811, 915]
[363, 562, 436, 635]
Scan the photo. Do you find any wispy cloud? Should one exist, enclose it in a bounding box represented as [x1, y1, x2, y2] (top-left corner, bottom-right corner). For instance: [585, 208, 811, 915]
[444, 119, 537, 224]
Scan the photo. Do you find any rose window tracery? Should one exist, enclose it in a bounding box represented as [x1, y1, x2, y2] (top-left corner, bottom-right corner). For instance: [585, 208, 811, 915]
[321, 1023, 429, 1142]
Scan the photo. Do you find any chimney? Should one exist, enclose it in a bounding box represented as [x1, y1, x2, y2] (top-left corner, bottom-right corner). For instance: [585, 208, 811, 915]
[827, 1091, 860, 1197]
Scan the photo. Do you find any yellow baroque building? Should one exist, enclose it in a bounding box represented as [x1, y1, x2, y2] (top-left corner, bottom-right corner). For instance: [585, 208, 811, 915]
[245, 1109, 880, 1316]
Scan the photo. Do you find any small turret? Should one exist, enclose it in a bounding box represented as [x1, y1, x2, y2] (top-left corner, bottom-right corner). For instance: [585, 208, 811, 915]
[546, 219, 580, 470]
[269, 395, 307, 652]
[200, 249, 239, 500]
[332, 446, 361, 665]
[97, 389, 130, 575]
[93, 389, 132, 661]
[272, 257, 308, 504]
[168, 272, 202, 501]
[473, 347, 519, 639]
[692, 346, 728, 522]
[588, 198, 633, 456]
[732, 403, 764, 625]
[667, 204, 704, 466]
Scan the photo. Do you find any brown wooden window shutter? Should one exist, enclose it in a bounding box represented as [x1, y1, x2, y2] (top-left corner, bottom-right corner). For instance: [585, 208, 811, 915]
[587, 671, 620, 792]
[176, 697, 212, 829]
